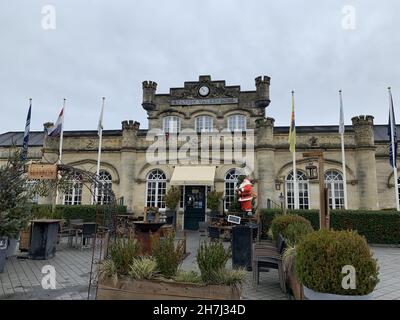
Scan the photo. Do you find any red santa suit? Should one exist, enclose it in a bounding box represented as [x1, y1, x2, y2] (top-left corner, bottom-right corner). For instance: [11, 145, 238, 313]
[237, 178, 254, 213]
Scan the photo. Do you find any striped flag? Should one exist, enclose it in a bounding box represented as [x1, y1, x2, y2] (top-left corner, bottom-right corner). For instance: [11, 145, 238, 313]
[388, 89, 398, 168]
[339, 90, 345, 134]
[21, 99, 32, 160]
[47, 107, 64, 137]
[288, 91, 296, 153]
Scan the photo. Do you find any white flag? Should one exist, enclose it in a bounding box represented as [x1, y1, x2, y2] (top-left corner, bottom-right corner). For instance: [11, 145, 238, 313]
[339, 90, 345, 134]
[98, 99, 104, 136]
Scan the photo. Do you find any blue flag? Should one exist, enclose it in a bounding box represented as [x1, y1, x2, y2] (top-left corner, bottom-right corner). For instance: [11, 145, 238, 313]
[388, 90, 398, 168]
[21, 100, 32, 161]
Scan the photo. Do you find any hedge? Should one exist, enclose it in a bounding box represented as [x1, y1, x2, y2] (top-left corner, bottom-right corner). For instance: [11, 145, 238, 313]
[260, 209, 400, 244]
[31, 204, 128, 223]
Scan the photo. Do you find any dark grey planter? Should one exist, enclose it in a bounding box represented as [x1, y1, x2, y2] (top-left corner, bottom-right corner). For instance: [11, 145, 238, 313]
[0, 237, 8, 273]
[6, 237, 19, 258]
[165, 209, 177, 229]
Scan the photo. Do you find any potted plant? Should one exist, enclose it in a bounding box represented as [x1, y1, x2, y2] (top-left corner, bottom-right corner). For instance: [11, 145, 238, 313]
[207, 190, 223, 216]
[0, 151, 33, 269]
[164, 186, 180, 228]
[97, 234, 246, 300]
[295, 229, 379, 300]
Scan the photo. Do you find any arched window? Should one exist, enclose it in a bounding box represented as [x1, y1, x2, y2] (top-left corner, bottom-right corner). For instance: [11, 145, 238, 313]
[163, 116, 181, 133]
[224, 169, 244, 211]
[146, 169, 167, 208]
[196, 116, 214, 132]
[286, 170, 309, 210]
[325, 170, 345, 209]
[64, 172, 83, 205]
[228, 114, 246, 132]
[93, 170, 113, 205]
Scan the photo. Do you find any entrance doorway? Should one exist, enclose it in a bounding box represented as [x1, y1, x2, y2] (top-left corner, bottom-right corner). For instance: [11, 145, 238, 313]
[184, 186, 206, 230]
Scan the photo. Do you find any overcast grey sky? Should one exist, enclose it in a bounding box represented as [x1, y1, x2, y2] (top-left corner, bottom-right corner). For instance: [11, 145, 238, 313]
[1, 0, 399, 133]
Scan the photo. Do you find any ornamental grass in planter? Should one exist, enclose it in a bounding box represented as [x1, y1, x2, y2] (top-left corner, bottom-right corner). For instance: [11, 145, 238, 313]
[295, 230, 379, 300]
[97, 236, 245, 300]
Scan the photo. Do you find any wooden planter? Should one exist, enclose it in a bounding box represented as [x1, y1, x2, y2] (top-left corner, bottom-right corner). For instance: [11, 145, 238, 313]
[97, 277, 242, 300]
[19, 227, 31, 252]
[284, 253, 304, 300]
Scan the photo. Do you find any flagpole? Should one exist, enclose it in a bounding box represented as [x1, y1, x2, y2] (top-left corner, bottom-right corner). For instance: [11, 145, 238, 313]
[389, 87, 400, 211]
[339, 91, 348, 209]
[59, 98, 66, 164]
[293, 149, 299, 209]
[291, 91, 299, 209]
[95, 97, 105, 204]
[55, 98, 66, 206]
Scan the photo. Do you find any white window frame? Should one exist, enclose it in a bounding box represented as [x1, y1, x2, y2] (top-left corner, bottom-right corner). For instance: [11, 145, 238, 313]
[145, 169, 167, 209]
[224, 169, 242, 211]
[325, 170, 345, 210]
[195, 116, 214, 132]
[228, 114, 247, 132]
[93, 170, 113, 205]
[64, 172, 83, 206]
[286, 170, 310, 210]
[163, 116, 181, 133]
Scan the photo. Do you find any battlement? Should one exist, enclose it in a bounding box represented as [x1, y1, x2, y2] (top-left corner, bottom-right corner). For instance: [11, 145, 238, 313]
[255, 75, 271, 85]
[122, 120, 140, 131]
[351, 115, 374, 126]
[142, 81, 157, 89]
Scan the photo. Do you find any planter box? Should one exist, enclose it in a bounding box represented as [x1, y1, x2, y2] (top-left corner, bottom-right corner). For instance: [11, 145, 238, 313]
[303, 286, 373, 300]
[97, 277, 242, 300]
[286, 270, 304, 300]
[19, 228, 31, 252]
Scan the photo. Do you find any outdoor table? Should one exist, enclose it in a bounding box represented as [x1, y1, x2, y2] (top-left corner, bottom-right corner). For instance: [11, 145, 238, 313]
[29, 219, 61, 260]
[133, 222, 165, 255]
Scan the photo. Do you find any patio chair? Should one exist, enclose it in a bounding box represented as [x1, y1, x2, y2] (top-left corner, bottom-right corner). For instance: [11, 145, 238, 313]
[58, 219, 83, 247]
[252, 233, 286, 293]
[208, 226, 220, 241]
[198, 221, 208, 244]
[76, 223, 97, 250]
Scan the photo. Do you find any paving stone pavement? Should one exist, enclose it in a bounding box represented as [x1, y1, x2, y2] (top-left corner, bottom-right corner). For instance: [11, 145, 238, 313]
[0, 232, 399, 300]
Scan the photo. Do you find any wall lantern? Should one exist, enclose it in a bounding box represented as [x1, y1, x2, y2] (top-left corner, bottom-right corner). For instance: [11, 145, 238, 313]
[306, 162, 318, 180]
[275, 179, 281, 190]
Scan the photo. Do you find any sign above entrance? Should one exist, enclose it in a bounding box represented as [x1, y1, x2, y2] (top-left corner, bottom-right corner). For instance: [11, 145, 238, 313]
[27, 163, 58, 180]
[170, 97, 238, 106]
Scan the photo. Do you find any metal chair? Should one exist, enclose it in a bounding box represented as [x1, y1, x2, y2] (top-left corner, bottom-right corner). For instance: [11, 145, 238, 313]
[252, 234, 287, 293]
[76, 223, 97, 250]
[198, 221, 208, 244]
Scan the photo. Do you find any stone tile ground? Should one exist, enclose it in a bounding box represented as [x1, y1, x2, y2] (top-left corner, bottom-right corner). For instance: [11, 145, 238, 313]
[0, 231, 399, 300]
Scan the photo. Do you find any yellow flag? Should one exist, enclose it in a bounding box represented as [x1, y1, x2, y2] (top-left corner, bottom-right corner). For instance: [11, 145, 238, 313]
[288, 92, 296, 153]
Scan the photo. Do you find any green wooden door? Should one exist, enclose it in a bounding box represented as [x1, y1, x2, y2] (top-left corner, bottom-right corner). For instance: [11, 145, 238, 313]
[184, 186, 206, 230]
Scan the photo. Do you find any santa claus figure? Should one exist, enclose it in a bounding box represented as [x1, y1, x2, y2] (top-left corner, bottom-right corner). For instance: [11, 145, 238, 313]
[237, 178, 255, 214]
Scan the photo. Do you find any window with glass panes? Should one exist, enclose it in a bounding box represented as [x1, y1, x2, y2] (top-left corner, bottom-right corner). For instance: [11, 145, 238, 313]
[228, 115, 246, 132]
[196, 116, 213, 132]
[93, 170, 113, 205]
[146, 170, 166, 208]
[224, 169, 241, 211]
[163, 116, 181, 133]
[286, 171, 309, 209]
[325, 170, 345, 209]
[64, 173, 83, 205]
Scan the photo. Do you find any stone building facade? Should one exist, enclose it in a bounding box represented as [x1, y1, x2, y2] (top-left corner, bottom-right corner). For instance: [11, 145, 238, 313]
[0, 75, 396, 229]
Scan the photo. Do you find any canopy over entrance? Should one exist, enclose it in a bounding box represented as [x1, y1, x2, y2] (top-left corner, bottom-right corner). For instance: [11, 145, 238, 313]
[170, 166, 216, 186]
